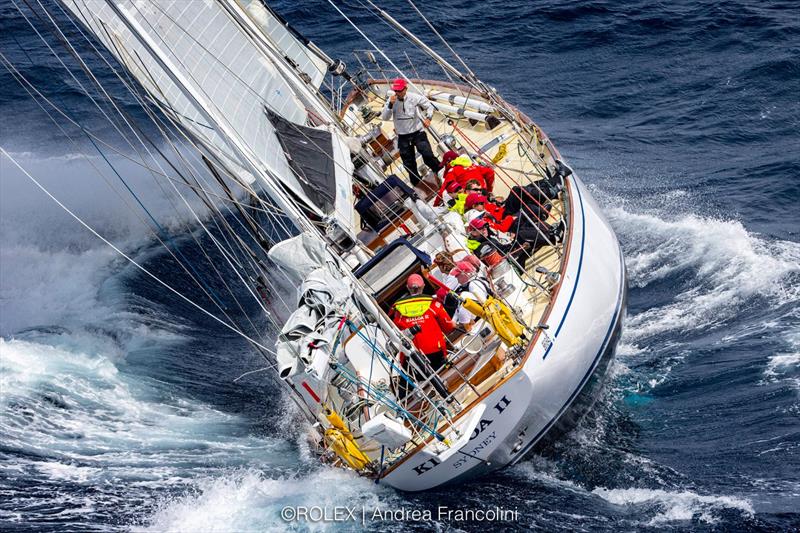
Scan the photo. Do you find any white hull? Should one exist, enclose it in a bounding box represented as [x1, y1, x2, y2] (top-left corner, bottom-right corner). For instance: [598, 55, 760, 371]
[381, 175, 626, 491]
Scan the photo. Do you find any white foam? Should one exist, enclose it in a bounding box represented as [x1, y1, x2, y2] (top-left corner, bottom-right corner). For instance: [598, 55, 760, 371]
[766, 353, 800, 378]
[0, 337, 276, 471]
[592, 486, 754, 525]
[1, 149, 212, 335]
[141, 468, 395, 533]
[0, 243, 118, 335]
[607, 207, 800, 342]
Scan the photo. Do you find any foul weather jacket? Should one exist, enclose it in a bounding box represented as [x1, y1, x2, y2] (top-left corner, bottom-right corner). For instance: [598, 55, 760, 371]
[390, 294, 456, 356]
[443, 164, 495, 193]
[380, 92, 435, 135]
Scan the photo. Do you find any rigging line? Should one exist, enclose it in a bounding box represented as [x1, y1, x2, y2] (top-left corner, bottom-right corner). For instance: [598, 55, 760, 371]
[127, 2, 385, 238]
[143, 0, 380, 225]
[14, 0, 155, 173]
[116, 42, 299, 254]
[1, 147, 279, 356]
[2, 49, 276, 350]
[403, 0, 477, 82]
[44, 4, 285, 328]
[120, 40, 302, 246]
[0, 44, 287, 267]
[391, 0, 545, 155]
[0, 53, 250, 317]
[0, 48, 275, 240]
[39, 0, 217, 221]
[356, 0, 468, 98]
[103, 73, 258, 274]
[10, 33, 37, 66]
[0, 50, 212, 192]
[83, 3, 422, 357]
[26, 0, 214, 261]
[117, 1, 322, 233]
[217, 0, 337, 124]
[102, 105, 277, 321]
[38, 3, 271, 314]
[233, 366, 276, 383]
[110, 0, 406, 243]
[325, 0, 438, 109]
[0, 61, 249, 322]
[85, 133, 227, 307]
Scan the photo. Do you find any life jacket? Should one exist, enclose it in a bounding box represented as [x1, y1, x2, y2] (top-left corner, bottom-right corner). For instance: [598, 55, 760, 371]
[448, 192, 468, 215]
[391, 294, 455, 356]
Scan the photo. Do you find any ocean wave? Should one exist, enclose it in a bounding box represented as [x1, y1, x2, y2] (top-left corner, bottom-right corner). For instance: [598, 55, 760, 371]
[0, 336, 288, 527]
[139, 468, 396, 533]
[610, 208, 800, 342]
[592, 486, 754, 525]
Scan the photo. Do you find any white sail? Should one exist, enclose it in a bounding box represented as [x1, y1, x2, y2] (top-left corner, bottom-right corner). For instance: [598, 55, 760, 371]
[60, 0, 342, 218]
[234, 0, 329, 89]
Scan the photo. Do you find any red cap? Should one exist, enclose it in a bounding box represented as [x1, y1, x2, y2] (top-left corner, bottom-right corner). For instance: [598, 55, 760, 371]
[468, 218, 487, 231]
[442, 150, 459, 166]
[451, 261, 477, 285]
[455, 260, 477, 274]
[406, 273, 424, 289]
[391, 78, 407, 91]
[465, 193, 487, 210]
[445, 181, 463, 194]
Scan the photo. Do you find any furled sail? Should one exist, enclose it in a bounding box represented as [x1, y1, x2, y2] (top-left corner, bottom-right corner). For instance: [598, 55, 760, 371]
[60, 0, 348, 220]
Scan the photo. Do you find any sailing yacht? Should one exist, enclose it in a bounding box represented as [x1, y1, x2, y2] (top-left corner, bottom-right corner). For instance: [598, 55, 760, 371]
[35, 0, 626, 491]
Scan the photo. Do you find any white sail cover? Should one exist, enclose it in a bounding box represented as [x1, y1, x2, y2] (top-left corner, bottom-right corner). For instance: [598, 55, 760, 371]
[60, 0, 346, 218]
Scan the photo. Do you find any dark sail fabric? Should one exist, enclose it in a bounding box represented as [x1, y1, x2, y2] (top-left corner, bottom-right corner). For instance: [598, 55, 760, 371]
[266, 109, 336, 213]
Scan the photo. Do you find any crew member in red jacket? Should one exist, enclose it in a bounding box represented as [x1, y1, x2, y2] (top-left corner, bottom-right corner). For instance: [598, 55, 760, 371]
[446, 155, 495, 192]
[390, 273, 456, 372]
[435, 153, 496, 205]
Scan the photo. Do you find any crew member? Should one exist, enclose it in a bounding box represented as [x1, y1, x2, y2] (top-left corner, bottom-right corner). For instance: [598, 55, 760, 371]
[390, 273, 455, 372]
[381, 78, 441, 187]
[464, 193, 515, 231]
[442, 154, 495, 193]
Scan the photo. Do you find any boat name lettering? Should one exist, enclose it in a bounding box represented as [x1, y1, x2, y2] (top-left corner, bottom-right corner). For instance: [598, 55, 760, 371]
[471, 419, 494, 440]
[470, 396, 512, 441]
[453, 431, 497, 470]
[494, 395, 511, 414]
[412, 456, 441, 476]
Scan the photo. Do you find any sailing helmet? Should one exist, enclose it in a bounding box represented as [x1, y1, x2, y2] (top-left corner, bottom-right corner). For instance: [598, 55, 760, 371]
[406, 273, 425, 289]
[391, 78, 408, 91]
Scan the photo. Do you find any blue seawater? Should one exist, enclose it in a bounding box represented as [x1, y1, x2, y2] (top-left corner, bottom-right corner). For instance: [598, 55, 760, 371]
[1, 0, 798, 531]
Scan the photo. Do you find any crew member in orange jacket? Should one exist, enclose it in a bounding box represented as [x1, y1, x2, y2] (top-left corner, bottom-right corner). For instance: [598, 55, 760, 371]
[390, 273, 456, 372]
